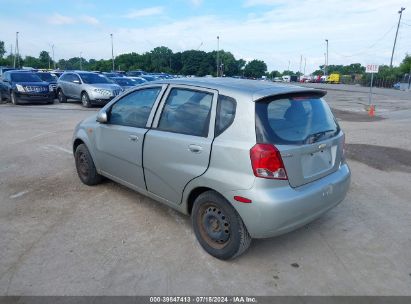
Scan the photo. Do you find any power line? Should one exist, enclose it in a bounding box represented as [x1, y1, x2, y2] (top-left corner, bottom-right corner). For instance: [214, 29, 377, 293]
[332, 24, 396, 58]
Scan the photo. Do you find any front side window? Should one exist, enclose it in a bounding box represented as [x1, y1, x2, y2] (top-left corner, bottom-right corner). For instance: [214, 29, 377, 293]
[157, 88, 213, 137]
[109, 87, 162, 128]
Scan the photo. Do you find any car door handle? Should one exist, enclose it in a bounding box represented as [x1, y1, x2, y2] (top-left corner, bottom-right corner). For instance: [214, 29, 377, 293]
[128, 135, 139, 142]
[188, 144, 203, 153]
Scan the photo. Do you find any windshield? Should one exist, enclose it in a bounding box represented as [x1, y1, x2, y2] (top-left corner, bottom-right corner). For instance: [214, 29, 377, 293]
[114, 78, 135, 86]
[255, 95, 339, 145]
[10, 73, 43, 82]
[36, 73, 57, 82]
[79, 73, 111, 84]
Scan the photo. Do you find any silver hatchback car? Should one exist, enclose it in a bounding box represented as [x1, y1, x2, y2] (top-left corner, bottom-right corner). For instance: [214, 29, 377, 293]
[72, 78, 350, 259]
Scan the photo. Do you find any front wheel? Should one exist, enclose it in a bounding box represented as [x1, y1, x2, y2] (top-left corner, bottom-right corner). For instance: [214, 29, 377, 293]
[74, 144, 102, 186]
[11, 91, 19, 105]
[58, 89, 67, 103]
[192, 191, 251, 260]
[81, 92, 91, 108]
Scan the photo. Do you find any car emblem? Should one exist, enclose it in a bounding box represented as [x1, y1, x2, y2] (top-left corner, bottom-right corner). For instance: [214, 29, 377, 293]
[318, 143, 327, 150]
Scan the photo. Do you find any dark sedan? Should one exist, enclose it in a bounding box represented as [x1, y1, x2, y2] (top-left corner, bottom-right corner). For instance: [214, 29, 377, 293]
[0, 71, 54, 105]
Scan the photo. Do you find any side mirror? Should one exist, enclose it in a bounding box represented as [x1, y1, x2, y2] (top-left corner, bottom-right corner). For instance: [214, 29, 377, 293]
[96, 110, 108, 123]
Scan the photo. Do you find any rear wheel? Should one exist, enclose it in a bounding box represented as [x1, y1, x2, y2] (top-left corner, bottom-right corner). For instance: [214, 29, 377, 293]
[81, 92, 91, 108]
[58, 89, 67, 103]
[11, 91, 19, 105]
[74, 144, 102, 186]
[192, 191, 251, 260]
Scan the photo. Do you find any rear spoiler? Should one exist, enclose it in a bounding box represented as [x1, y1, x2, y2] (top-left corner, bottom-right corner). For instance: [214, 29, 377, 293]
[253, 89, 327, 103]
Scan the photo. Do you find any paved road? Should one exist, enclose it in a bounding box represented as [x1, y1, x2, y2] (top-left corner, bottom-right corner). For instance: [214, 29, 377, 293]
[0, 95, 410, 295]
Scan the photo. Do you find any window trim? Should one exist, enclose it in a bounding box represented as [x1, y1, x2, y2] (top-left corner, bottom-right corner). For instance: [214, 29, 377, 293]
[151, 84, 218, 139]
[100, 84, 168, 129]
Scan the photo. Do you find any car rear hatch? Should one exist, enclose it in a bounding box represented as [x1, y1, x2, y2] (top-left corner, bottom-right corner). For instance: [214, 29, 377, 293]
[255, 92, 344, 188]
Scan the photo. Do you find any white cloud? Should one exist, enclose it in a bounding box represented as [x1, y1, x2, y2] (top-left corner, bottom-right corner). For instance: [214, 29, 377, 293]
[79, 15, 100, 26]
[2, 0, 410, 73]
[189, 0, 203, 7]
[47, 13, 75, 25]
[124, 6, 165, 19]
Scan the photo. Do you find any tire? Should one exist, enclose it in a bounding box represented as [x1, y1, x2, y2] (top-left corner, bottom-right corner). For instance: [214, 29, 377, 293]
[11, 91, 19, 105]
[192, 191, 252, 260]
[58, 89, 67, 103]
[81, 92, 91, 108]
[74, 144, 102, 186]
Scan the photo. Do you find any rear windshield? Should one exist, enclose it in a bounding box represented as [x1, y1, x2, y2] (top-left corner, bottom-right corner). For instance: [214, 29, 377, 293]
[10, 73, 42, 82]
[255, 95, 339, 145]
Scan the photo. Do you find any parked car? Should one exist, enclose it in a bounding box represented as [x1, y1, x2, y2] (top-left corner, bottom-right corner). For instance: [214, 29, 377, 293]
[127, 76, 148, 85]
[34, 72, 58, 97]
[103, 72, 124, 79]
[0, 67, 16, 79]
[110, 77, 146, 91]
[72, 78, 350, 259]
[57, 71, 123, 107]
[126, 70, 146, 77]
[0, 70, 54, 104]
[140, 75, 157, 82]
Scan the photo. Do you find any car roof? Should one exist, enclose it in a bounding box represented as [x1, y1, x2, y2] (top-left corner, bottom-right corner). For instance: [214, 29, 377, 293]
[149, 77, 326, 101]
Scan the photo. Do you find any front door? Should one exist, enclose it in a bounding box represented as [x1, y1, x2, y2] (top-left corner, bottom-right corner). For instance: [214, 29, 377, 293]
[143, 85, 217, 204]
[94, 85, 166, 192]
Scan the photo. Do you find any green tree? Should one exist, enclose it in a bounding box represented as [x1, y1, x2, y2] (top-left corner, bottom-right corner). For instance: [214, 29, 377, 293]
[150, 46, 173, 72]
[244, 59, 267, 78]
[0, 40, 5, 58]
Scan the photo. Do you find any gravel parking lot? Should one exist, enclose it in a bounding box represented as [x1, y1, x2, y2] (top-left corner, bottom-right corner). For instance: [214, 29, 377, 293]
[0, 85, 410, 295]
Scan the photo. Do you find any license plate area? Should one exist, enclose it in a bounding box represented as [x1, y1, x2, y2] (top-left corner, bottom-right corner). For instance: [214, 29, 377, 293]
[301, 146, 336, 178]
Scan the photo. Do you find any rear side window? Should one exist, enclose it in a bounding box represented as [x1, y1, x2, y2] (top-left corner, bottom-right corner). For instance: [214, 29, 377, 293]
[215, 95, 236, 137]
[157, 88, 213, 137]
[255, 95, 339, 145]
[109, 87, 161, 128]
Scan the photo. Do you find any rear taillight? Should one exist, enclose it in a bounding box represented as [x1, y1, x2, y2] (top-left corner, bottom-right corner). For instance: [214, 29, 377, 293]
[250, 144, 288, 180]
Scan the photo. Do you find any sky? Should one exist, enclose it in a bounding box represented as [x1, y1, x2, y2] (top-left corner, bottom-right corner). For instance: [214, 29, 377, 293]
[0, 0, 410, 73]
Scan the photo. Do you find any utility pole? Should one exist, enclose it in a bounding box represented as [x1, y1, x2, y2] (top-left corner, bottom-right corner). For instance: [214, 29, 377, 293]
[304, 57, 307, 75]
[14, 32, 19, 68]
[299, 55, 302, 75]
[288, 60, 290, 71]
[325, 39, 328, 76]
[216, 36, 220, 77]
[51, 44, 55, 69]
[110, 33, 115, 72]
[79, 52, 82, 70]
[10, 44, 13, 63]
[408, 64, 411, 90]
[390, 7, 405, 68]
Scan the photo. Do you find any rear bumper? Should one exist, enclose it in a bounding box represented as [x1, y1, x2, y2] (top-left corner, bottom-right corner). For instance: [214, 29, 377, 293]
[227, 163, 351, 239]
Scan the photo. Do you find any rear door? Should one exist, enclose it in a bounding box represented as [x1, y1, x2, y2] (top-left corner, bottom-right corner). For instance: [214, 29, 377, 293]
[94, 85, 167, 192]
[143, 85, 217, 204]
[255, 94, 343, 188]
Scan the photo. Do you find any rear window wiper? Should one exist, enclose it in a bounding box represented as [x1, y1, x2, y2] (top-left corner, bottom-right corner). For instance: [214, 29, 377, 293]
[305, 129, 336, 144]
